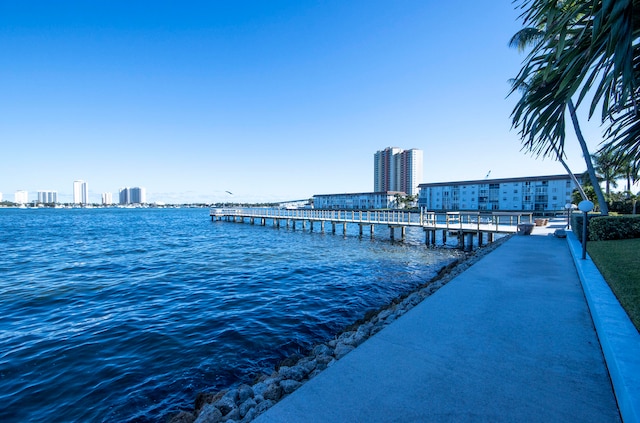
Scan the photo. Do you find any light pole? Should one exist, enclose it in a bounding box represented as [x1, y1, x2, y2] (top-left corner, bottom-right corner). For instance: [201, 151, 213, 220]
[578, 200, 594, 259]
[564, 203, 577, 229]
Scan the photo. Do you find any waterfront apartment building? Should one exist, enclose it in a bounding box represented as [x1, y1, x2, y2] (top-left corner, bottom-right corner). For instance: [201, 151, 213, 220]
[313, 191, 404, 210]
[418, 174, 580, 212]
[37, 191, 58, 204]
[14, 190, 28, 204]
[119, 187, 146, 205]
[102, 192, 113, 205]
[374, 147, 423, 196]
[73, 180, 88, 205]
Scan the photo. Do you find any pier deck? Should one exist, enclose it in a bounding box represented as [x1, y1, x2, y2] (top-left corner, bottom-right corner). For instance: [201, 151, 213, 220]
[210, 208, 535, 247]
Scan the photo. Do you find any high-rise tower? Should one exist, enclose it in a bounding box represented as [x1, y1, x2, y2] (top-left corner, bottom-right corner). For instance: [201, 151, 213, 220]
[374, 147, 401, 193]
[37, 191, 58, 204]
[374, 147, 423, 195]
[119, 187, 146, 204]
[129, 187, 146, 204]
[399, 149, 423, 196]
[14, 190, 28, 204]
[73, 180, 88, 205]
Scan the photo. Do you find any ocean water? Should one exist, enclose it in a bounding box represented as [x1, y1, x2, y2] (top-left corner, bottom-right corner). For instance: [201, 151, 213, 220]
[0, 208, 462, 422]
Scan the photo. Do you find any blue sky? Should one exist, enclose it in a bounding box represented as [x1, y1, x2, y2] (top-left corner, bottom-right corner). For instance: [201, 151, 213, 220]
[0, 1, 606, 204]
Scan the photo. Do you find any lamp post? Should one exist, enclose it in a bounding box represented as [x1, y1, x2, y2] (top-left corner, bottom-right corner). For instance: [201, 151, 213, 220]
[578, 200, 594, 259]
[565, 203, 572, 229]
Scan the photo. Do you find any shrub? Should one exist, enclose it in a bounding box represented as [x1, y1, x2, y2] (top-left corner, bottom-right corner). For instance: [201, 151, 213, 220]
[572, 214, 592, 241]
[609, 200, 635, 214]
[588, 215, 640, 241]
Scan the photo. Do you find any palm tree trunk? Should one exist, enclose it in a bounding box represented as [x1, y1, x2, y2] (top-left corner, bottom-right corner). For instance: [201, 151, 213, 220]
[553, 145, 587, 200]
[567, 100, 609, 215]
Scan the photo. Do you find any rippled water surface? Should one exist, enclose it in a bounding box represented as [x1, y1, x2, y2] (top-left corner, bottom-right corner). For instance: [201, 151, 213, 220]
[0, 208, 462, 422]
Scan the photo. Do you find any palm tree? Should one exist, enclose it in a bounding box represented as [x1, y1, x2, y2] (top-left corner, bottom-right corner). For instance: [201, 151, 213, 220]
[618, 155, 640, 193]
[510, 0, 640, 215]
[509, 21, 604, 211]
[592, 148, 624, 196]
[514, 0, 638, 153]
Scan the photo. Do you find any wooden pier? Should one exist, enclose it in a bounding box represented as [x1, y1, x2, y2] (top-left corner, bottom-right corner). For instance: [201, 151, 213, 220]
[210, 208, 534, 250]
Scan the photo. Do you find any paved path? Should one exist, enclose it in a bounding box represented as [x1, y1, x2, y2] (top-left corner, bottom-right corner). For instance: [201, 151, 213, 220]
[255, 221, 621, 422]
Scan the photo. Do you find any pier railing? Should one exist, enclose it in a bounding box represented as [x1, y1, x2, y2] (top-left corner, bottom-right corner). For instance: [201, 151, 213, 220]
[210, 208, 533, 234]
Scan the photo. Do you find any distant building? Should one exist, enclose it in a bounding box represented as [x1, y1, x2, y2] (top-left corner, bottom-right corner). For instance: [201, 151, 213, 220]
[102, 192, 113, 205]
[374, 147, 402, 193]
[374, 147, 423, 196]
[14, 190, 28, 204]
[119, 187, 130, 205]
[119, 187, 146, 205]
[73, 180, 88, 205]
[37, 191, 58, 204]
[0, 192, 3, 202]
[313, 191, 405, 210]
[418, 174, 580, 212]
[130, 187, 146, 204]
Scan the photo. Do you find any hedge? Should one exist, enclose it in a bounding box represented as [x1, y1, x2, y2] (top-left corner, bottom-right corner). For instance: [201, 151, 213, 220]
[572, 214, 640, 241]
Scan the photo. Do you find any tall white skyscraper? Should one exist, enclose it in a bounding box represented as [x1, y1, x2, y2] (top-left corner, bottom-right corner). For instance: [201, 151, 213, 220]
[73, 180, 88, 205]
[119, 187, 130, 205]
[102, 192, 113, 205]
[0, 192, 3, 202]
[37, 191, 58, 204]
[374, 147, 423, 195]
[14, 190, 28, 204]
[129, 187, 146, 204]
[119, 187, 146, 204]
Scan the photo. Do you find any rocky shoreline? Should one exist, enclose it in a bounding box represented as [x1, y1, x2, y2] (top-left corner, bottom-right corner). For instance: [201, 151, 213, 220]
[168, 235, 511, 423]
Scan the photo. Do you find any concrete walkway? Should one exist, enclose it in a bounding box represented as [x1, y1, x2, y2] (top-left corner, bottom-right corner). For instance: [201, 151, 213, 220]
[255, 221, 622, 422]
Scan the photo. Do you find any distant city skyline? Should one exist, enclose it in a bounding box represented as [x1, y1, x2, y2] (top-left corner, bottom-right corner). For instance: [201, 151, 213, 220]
[0, 2, 615, 203]
[1, 181, 153, 205]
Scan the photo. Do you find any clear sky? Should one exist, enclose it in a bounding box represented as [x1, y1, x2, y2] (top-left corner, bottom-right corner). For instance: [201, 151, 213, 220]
[0, 1, 606, 204]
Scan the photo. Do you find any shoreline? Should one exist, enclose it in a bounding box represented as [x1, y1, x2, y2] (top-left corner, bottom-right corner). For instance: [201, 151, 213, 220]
[169, 235, 512, 423]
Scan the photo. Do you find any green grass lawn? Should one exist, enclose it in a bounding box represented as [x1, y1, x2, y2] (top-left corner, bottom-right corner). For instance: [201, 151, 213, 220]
[588, 238, 640, 332]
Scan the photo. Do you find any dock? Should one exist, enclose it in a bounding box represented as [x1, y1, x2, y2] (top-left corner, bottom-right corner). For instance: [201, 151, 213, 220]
[210, 208, 535, 249]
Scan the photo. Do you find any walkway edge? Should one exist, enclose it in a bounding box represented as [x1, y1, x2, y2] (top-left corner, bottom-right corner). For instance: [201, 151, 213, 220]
[567, 232, 640, 423]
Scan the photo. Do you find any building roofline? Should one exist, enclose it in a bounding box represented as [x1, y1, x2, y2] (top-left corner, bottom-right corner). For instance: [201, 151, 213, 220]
[313, 191, 406, 198]
[418, 173, 584, 188]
